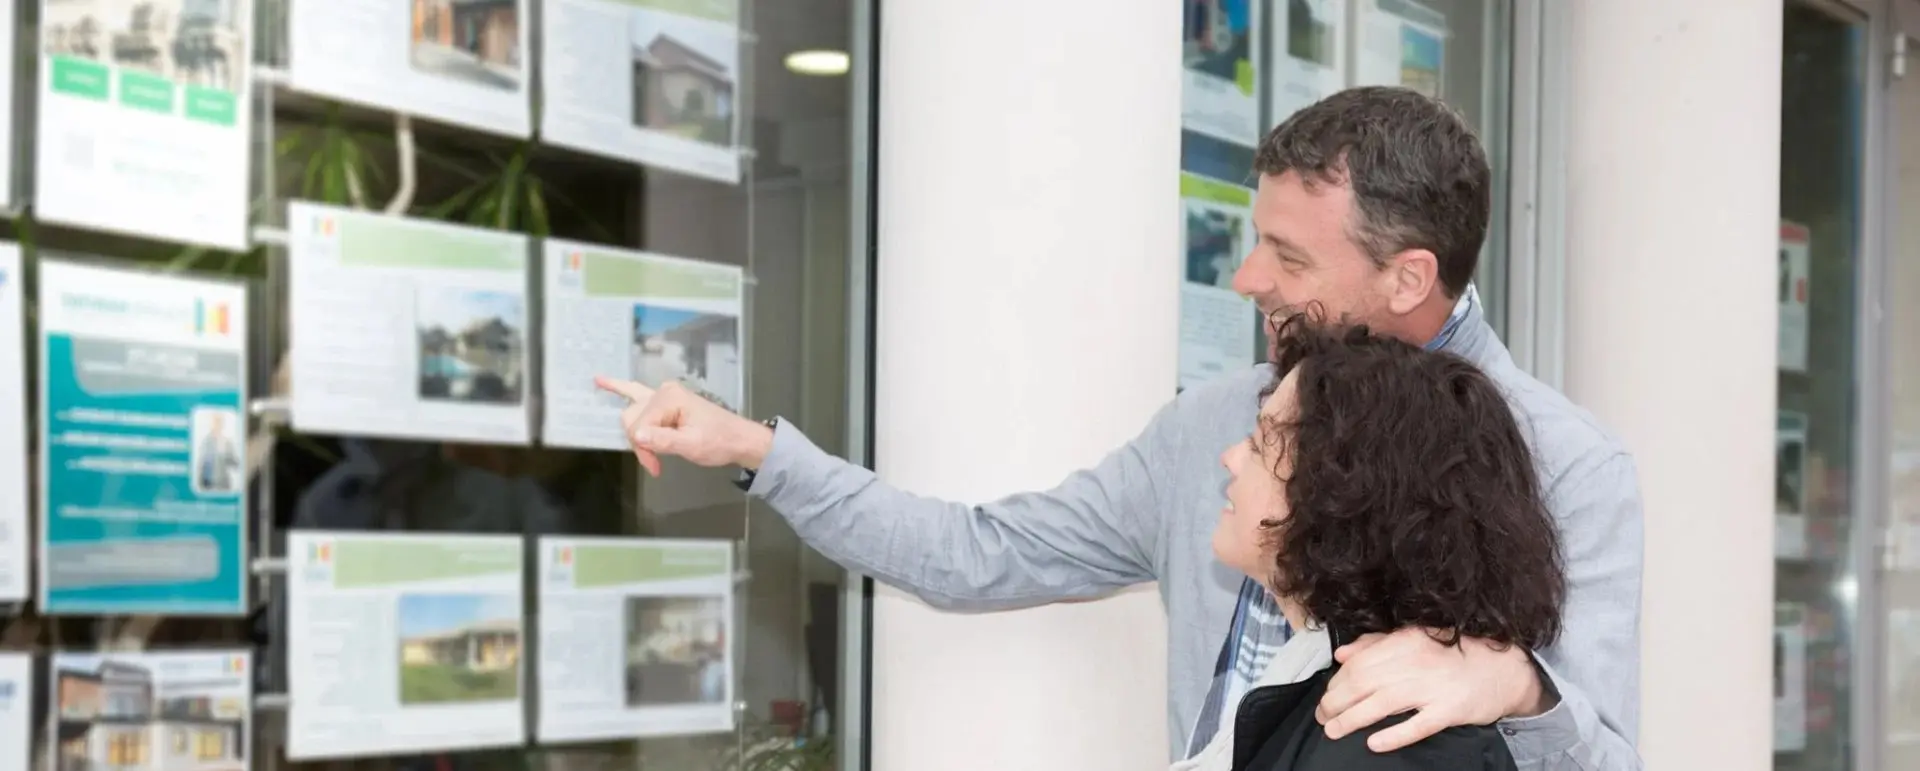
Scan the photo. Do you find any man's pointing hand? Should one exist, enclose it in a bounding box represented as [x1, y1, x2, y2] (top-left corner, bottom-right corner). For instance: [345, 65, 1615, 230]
[593, 376, 774, 477]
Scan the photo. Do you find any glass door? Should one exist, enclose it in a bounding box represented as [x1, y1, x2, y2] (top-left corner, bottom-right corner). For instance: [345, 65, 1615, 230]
[1878, 6, 1920, 769]
[1777, 4, 1869, 770]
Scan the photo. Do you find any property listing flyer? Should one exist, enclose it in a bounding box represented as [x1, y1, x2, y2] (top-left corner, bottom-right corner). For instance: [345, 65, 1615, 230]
[1779, 221, 1812, 374]
[0, 246, 25, 604]
[542, 240, 745, 450]
[37, 260, 248, 616]
[47, 650, 252, 771]
[536, 537, 734, 742]
[542, 0, 744, 183]
[1773, 603, 1807, 753]
[0, 654, 26, 771]
[1352, 0, 1445, 98]
[1181, 0, 1259, 146]
[36, 0, 254, 250]
[1776, 410, 1810, 561]
[1269, 0, 1346, 124]
[1178, 172, 1257, 392]
[287, 531, 526, 760]
[287, 201, 534, 446]
[289, 0, 530, 137]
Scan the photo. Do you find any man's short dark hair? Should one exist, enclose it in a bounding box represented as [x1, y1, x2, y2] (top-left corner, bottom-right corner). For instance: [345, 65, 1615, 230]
[1258, 312, 1565, 650]
[1254, 86, 1491, 299]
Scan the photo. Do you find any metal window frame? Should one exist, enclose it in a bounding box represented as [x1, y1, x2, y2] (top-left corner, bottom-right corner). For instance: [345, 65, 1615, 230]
[1503, 0, 1568, 390]
[838, 0, 879, 768]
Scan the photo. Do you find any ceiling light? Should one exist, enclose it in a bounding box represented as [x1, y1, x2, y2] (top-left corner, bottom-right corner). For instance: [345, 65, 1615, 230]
[784, 49, 850, 77]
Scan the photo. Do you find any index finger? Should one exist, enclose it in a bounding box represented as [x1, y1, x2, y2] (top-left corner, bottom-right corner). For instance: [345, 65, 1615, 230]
[595, 375, 656, 404]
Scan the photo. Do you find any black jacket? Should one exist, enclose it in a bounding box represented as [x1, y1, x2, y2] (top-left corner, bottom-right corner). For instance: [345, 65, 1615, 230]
[1229, 631, 1521, 771]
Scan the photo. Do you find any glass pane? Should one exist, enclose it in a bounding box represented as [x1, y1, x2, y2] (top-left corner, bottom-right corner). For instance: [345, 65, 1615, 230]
[1880, 9, 1920, 771]
[2, 0, 866, 769]
[1775, 4, 1866, 770]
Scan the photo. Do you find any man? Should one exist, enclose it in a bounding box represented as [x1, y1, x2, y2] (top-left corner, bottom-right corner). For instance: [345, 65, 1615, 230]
[598, 87, 1644, 769]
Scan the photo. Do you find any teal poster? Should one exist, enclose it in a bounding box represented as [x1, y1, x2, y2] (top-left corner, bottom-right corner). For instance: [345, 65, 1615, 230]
[38, 261, 249, 615]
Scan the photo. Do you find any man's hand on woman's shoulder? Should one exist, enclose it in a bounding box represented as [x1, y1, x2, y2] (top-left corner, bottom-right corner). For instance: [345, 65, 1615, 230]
[1315, 627, 1556, 752]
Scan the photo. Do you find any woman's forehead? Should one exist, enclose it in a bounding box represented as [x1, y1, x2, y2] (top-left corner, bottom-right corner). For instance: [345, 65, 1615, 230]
[1260, 368, 1301, 418]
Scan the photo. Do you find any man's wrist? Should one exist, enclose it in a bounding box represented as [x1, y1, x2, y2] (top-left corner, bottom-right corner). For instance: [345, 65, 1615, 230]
[735, 416, 779, 471]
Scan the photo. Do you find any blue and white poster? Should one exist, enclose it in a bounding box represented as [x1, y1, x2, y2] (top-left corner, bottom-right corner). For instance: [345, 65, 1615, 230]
[37, 260, 249, 615]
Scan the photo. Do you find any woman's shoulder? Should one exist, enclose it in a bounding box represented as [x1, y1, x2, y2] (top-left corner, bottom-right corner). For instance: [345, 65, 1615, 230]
[1292, 716, 1517, 771]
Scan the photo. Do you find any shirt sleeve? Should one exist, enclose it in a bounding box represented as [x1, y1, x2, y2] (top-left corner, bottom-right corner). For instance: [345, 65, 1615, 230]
[746, 393, 1190, 610]
[1496, 451, 1646, 770]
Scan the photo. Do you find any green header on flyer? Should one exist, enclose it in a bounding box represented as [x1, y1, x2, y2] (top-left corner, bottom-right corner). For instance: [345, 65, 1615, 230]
[1180, 173, 1252, 207]
[1235, 60, 1255, 96]
[618, 0, 739, 24]
[339, 215, 525, 271]
[331, 538, 521, 588]
[570, 543, 729, 587]
[578, 250, 740, 300]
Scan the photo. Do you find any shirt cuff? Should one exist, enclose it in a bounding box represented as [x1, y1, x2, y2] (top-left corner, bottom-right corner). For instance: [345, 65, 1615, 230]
[1495, 650, 1582, 764]
[744, 418, 822, 501]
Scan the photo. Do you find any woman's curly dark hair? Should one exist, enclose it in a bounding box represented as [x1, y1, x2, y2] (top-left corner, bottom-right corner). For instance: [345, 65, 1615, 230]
[1258, 310, 1566, 650]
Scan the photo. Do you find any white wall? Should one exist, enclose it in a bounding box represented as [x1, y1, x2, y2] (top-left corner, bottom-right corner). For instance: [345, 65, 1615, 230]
[871, 0, 1181, 769]
[1558, 1, 1781, 768]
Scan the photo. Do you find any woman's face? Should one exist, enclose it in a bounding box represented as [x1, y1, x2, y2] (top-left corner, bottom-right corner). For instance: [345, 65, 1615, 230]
[1213, 369, 1299, 580]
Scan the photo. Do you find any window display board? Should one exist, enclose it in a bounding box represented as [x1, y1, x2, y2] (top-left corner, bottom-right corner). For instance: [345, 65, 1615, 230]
[535, 537, 734, 742]
[540, 0, 744, 183]
[1181, 0, 1260, 146]
[37, 260, 249, 616]
[288, 0, 532, 138]
[287, 201, 534, 446]
[1351, 0, 1444, 99]
[1779, 221, 1812, 374]
[286, 531, 527, 760]
[541, 240, 745, 450]
[46, 650, 253, 771]
[1776, 410, 1810, 561]
[1178, 172, 1257, 391]
[35, 0, 255, 250]
[1270, 0, 1347, 122]
[0, 246, 25, 605]
[0, 654, 26, 771]
[1774, 602, 1808, 753]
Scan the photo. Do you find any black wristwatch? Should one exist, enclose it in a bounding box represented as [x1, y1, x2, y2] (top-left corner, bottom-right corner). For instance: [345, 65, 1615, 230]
[732, 416, 782, 492]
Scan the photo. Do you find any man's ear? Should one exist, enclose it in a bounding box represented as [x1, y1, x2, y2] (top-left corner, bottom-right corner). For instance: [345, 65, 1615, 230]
[1384, 249, 1440, 315]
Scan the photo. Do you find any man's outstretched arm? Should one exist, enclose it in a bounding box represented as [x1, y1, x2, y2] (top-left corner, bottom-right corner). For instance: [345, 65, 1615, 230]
[599, 376, 1195, 610]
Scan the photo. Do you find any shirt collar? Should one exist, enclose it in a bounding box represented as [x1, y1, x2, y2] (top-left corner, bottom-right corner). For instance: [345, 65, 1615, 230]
[1424, 283, 1478, 352]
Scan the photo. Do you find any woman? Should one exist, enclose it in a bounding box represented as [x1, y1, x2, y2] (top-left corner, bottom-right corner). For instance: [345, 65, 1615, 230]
[1179, 314, 1567, 771]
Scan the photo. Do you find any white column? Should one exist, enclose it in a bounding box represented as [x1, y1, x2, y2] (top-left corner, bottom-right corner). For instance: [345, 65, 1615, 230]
[1559, 1, 1781, 768]
[871, 1, 1181, 769]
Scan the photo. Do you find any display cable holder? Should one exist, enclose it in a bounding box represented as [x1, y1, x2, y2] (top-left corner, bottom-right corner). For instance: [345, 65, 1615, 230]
[249, 396, 290, 422]
[386, 113, 418, 214]
[255, 692, 291, 711]
[252, 556, 288, 576]
[251, 225, 289, 247]
[252, 65, 290, 88]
